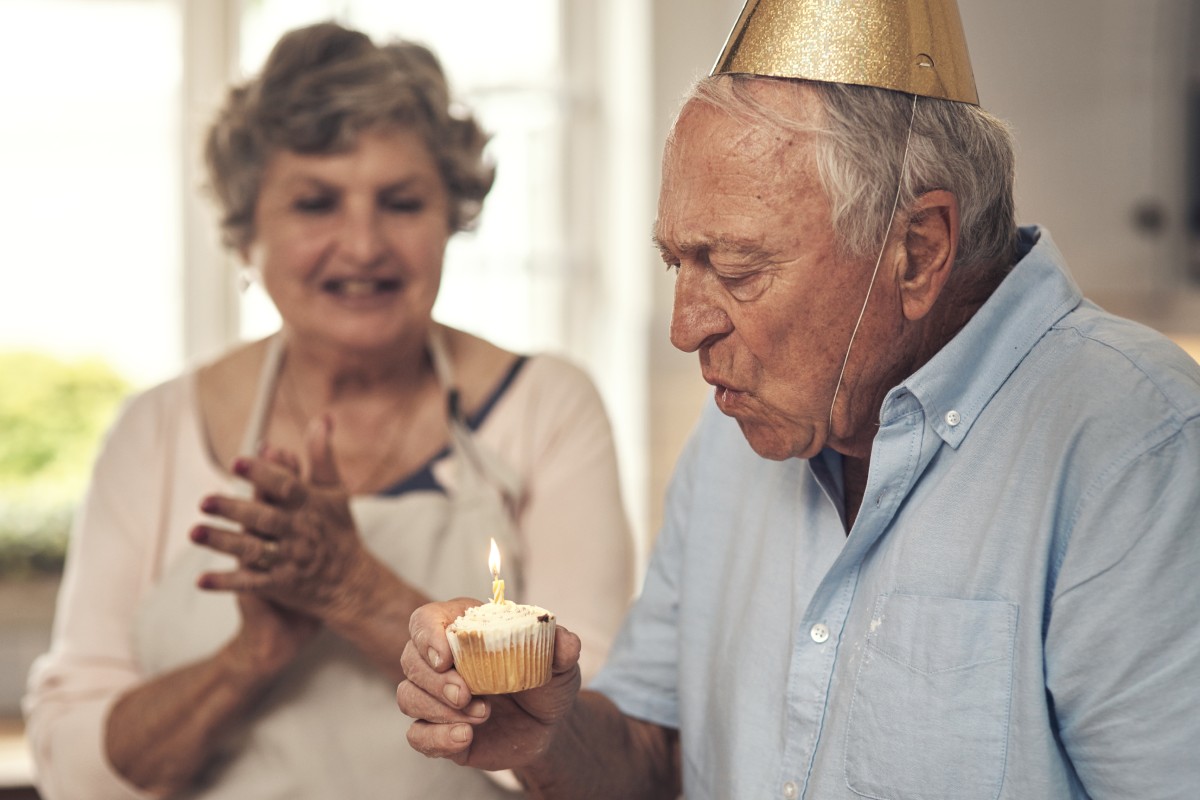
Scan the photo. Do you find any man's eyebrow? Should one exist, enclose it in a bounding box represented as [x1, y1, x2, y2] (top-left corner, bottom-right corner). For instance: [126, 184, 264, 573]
[650, 231, 769, 260]
[650, 231, 672, 258]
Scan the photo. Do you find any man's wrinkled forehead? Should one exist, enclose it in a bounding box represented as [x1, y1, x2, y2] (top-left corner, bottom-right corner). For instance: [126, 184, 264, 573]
[674, 79, 814, 140]
[659, 93, 821, 211]
[668, 82, 823, 176]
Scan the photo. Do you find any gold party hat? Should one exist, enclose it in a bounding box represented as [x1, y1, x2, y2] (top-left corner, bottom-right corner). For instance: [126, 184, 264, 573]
[713, 0, 979, 105]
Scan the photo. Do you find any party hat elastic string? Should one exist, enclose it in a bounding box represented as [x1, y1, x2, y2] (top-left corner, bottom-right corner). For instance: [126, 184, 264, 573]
[827, 92, 919, 433]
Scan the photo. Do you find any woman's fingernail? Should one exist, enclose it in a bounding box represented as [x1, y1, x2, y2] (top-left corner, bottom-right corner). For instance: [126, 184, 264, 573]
[450, 724, 471, 743]
[427, 648, 441, 669]
[200, 496, 218, 513]
[233, 458, 250, 476]
[198, 575, 215, 590]
[443, 684, 460, 705]
[190, 527, 209, 544]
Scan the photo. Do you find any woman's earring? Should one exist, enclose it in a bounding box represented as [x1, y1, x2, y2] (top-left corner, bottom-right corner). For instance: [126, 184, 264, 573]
[237, 265, 259, 294]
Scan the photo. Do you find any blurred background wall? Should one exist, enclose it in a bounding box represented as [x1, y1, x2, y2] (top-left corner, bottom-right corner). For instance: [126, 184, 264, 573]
[1, 0, 1198, 794]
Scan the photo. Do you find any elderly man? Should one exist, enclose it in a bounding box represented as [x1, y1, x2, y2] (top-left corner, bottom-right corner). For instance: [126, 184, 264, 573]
[397, 2, 1200, 797]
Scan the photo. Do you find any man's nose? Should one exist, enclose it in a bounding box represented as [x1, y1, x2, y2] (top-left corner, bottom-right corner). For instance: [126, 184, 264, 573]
[669, 266, 732, 353]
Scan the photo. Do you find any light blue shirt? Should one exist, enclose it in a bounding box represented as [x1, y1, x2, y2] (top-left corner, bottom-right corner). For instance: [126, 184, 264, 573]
[591, 227, 1200, 799]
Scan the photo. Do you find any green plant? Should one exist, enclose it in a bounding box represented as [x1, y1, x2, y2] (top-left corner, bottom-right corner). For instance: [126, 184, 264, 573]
[0, 502, 73, 577]
[0, 351, 131, 577]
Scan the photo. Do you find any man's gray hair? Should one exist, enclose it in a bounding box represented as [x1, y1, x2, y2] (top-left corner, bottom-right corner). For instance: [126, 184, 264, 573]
[689, 75, 1018, 270]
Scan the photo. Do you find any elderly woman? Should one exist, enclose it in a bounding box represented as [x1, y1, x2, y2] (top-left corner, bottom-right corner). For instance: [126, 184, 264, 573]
[23, 22, 634, 800]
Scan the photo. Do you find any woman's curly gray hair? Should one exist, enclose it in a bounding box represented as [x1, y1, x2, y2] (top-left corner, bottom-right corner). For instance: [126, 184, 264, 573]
[205, 22, 495, 252]
[688, 74, 1018, 271]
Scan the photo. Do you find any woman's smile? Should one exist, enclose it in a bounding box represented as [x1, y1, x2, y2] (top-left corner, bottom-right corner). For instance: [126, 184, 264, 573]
[321, 277, 403, 298]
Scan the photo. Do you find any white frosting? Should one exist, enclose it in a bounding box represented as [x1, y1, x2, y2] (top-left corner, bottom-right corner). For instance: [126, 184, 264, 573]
[448, 600, 554, 633]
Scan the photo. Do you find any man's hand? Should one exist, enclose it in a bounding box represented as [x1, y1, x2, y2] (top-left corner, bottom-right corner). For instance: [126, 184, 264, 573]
[397, 599, 583, 771]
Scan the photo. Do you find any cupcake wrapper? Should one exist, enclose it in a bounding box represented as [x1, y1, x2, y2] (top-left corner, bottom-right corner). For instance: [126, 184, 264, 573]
[448, 619, 556, 695]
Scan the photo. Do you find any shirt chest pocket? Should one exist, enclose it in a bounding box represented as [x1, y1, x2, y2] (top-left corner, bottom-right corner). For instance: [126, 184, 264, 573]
[844, 593, 1017, 800]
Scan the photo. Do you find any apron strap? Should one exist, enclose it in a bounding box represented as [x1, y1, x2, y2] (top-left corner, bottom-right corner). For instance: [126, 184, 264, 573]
[428, 327, 526, 596]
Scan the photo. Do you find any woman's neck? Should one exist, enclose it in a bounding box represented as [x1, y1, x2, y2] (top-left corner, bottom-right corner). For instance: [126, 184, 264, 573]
[279, 328, 436, 407]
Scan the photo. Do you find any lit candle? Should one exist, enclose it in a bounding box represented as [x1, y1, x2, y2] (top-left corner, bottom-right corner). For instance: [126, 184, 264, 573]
[488, 537, 505, 604]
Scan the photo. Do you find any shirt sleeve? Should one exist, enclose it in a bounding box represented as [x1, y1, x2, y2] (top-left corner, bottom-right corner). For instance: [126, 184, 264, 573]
[509, 356, 637, 685]
[1046, 416, 1200, 799]
[22, 387, 173, 800]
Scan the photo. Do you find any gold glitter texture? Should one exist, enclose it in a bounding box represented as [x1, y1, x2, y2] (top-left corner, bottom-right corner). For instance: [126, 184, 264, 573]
[713, 0, 979, 105]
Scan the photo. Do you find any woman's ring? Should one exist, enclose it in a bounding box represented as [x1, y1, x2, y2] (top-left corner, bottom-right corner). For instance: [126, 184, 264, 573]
[250, 539, 281, 571]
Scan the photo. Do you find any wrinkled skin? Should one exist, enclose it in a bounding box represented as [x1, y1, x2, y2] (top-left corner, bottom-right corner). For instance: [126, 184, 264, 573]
[396, 599, 583, 770]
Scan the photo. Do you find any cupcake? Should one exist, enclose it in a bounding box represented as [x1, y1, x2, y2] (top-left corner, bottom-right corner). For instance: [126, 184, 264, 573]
[446, 600, 557, 695]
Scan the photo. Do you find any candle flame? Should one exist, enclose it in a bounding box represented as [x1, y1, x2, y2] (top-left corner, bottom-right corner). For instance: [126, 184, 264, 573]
[488, 537, 501, 579]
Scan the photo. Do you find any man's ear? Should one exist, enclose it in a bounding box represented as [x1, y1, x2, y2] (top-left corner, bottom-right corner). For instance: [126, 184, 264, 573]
[897, 189, 959, 321]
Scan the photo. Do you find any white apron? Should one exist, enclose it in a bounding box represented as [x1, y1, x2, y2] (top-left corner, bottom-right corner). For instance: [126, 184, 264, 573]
[133, 332, 524, 799]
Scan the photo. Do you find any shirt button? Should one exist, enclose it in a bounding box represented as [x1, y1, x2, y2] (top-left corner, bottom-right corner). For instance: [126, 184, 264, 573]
[783, 780, 798, 798]
[945, 409, 961, 426]
[810, 623, 830, 643]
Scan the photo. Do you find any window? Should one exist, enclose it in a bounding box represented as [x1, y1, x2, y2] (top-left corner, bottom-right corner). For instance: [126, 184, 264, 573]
[0, 0, 185, 776]
[0, 0, 183, 386]
[0, 0, 184, 578]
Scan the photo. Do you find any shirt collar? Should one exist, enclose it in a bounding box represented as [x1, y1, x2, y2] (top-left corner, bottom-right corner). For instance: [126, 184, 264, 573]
[896, 225, 1083, 448]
